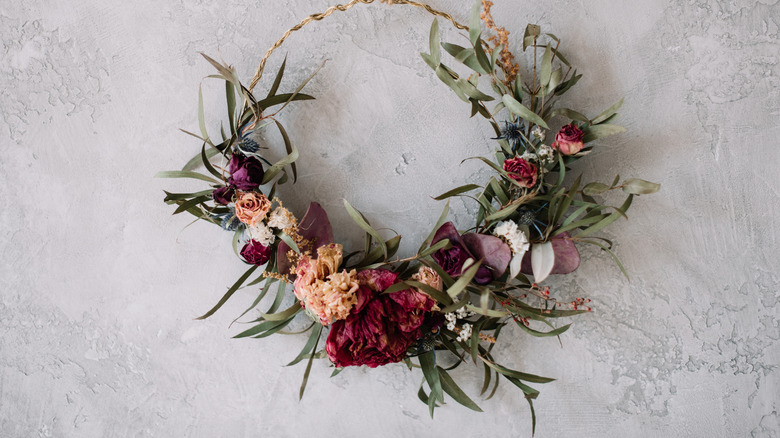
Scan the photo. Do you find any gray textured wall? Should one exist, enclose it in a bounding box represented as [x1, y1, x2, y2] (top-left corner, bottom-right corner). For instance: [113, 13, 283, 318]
[1, 0, 778, 436]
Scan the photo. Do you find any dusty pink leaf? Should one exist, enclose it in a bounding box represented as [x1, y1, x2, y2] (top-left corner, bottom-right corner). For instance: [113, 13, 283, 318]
[461, 233, 511, 279]
[276, 202, 334, 275]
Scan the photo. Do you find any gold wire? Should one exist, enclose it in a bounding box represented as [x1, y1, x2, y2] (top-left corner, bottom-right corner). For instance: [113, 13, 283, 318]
[248, 0, 469, 92]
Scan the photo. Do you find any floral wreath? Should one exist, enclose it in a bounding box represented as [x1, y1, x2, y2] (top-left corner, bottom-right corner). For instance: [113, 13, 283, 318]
[158, 0, 659, 431]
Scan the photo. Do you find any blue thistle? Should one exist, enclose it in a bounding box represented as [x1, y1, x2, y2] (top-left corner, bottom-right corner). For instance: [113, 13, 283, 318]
[212, 207, 243, 231]
[498, 119, 527, 152]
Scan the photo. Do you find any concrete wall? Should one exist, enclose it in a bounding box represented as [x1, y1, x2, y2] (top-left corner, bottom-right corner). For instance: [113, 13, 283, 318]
[1, 0, 778, 436]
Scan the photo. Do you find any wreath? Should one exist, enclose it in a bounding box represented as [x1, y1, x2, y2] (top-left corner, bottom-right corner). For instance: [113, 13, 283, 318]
[158, 0, 659, 431]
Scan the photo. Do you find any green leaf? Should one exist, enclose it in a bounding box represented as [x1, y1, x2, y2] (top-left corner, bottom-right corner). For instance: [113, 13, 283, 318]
[155, 170, 220, 184]
[523, 24, 540, 51]
[418, 238, 450, 258]
[582, 182, 610, 196]
[266, 55, 287, 99]
[437, 366, 483, 412]
[299, 329, 322, 400]
[196, 266, 259, 320]
[582, 124, 625, 143]
[433, 184, 481, 200]
[200, 143, 223, 180]
[622, 178, 660, 195]
[287, 324, 322, 366]
[576, 194, 633, 238]
[446, 261, 481, 298]
[484, 202, 522, 222]
[231, 278, 276, 325]
[172, 195, 209, 215]
[261, 143, 299, 184]
[469, 0, 482, 46]
[580, 239, 630, 280]
[480, 357, 555, 384]
[255, 92, 315, 110]
[226, 81, 237, 136]
[343, 200, 387, 260]
[550, 108, 590, 124]
[182, 142, 222, 171]
[259, 302, 301, 321]
[502, 94, 549, 129]
[419, 351, 443, 403]
[429, 19, 441, 65]
[592, 98, 624, 125]
[406, 280, 453, 306]
[515, 321, 572, 337]
[539, 44, 553, 87]
[197, 84, 212, 146]
[274, 120, 297, 183]
[435, 64, 469, 102]
[473, 36, 492, 73]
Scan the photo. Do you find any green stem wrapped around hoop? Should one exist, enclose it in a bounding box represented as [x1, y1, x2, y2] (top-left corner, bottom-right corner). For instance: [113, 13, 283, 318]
[157, 0, 659, 433]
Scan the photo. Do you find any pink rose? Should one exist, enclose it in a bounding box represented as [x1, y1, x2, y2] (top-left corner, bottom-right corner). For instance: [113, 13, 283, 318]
[552, 124, 585, 155]
[234, 192, 271, 226]
[503, 157, 538, 188]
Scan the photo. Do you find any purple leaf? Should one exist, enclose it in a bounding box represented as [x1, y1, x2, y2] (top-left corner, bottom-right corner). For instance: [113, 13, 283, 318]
[520, 232, 580, 275]
[276, 202, 334, 275]
[461, 233, 511, 279]
[431, 221, 462, 245]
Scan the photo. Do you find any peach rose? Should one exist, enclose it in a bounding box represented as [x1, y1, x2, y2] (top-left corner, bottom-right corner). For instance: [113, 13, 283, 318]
[234, 192, 271, 226]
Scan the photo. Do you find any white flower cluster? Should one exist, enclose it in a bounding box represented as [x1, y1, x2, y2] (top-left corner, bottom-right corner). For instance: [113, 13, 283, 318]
[537, 144, 555, 163]
[520, 144, 555, 164]
[445, 307, 476, 342]
[532, 125, 546, 142]
[249, 222, 275, 246]
[457, 323, 472, 342]
[494, 220, 530, 255]
[266, 207, 296, 230]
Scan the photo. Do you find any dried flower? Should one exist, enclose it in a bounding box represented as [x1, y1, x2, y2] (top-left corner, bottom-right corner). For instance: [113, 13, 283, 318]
[248, 222, 275, 246]
[267, 206, 296, 230]
[235, 192, 271, 226]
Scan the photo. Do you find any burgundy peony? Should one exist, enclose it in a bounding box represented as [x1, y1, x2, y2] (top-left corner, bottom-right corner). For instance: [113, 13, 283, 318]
[240, 239, 272, 265]
[212, 186, 235, 205]
[326, 269, 436, 368]
[431, 222, 510, 285]
[552, 124, 585, 155]
[503, 157, 538, 188]
[228, 154, 265, 191]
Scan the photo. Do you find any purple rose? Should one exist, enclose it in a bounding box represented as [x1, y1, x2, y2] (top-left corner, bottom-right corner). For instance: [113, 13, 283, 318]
[431, 222, 511, 285]
[228, 154, 265, 191]
[212, 186, 235, 205]
[240, 239, 272, 266]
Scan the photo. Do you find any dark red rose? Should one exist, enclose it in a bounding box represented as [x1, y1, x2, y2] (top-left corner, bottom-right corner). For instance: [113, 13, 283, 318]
[326, 269, 436, 368]
[430, 222, 510, 285]
[552, 124, 585, 155]
[212, 186, 235, 205]
[228, 154, 265, 191]
[240, 239, 271, 265]
[503, 157, 538, 188]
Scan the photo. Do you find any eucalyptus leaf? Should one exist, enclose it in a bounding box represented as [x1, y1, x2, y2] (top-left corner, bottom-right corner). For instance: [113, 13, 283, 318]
[622, 178, 661, 195]
[502, 94, 549, 129]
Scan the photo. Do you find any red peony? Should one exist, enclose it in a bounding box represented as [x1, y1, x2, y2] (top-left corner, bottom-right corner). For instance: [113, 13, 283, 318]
[503, 157, 538, 188]
[552, 124, 585, 155]
[325, 269, 436, 368]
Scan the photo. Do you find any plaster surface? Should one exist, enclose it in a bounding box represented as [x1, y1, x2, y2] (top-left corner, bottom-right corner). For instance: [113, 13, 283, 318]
[1, 0, 778, 437]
